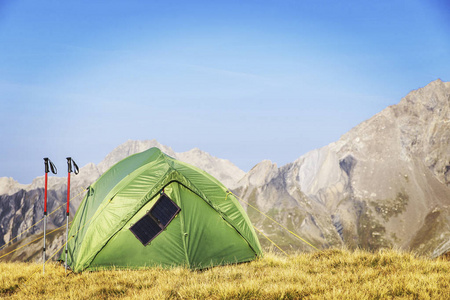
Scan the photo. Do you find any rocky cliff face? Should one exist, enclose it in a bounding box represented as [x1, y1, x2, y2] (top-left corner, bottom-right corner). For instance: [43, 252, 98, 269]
[0, 163, 98, 251]
[234, 79, 450, 257]
[1, 80, 449, 262]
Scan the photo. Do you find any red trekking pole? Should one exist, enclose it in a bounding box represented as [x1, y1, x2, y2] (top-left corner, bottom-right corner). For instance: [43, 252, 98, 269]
[43, 158, 57, 274]
[65, 157, 79, 272]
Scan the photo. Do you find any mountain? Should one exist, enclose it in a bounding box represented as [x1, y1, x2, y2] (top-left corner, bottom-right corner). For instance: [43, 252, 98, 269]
[234, 79, 450, 257]
[0, 141, 245, 261]
[1, 79, 449, 262]
[97, 140, 245, 189]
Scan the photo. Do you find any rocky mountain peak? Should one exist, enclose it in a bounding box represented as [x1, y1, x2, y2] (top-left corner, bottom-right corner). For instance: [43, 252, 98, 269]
[397, 79, 449, 108]
[176, 147, 245, 189]
[0, 178, 25, 196]
[97, 139, 176, 173]
[233, 80, 450, 256]
[335, 80, 450, 186]
[238, 160, 278, 187]
[393, 80, 450, 185]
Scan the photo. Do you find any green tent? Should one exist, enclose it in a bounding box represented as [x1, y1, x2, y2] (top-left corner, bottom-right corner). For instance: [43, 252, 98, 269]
[62, 147, 262, 272]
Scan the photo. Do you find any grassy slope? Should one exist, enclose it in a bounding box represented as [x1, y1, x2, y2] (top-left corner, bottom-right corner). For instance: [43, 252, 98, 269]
[1, 249, 449, 299]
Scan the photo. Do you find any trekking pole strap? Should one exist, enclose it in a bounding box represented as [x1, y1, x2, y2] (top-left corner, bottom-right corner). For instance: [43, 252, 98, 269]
[73, 159, 79, 175]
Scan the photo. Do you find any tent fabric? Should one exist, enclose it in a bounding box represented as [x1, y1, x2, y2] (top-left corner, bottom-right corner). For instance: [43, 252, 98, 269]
[62, 147, 262, 272]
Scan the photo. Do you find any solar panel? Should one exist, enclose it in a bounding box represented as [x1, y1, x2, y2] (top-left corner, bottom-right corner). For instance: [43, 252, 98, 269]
[129, 193, 180, 246]
[129, 214, 162, 246]
[151, 194, 181, 226]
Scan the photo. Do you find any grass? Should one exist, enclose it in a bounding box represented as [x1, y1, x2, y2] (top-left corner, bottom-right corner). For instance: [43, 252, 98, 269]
[1, 249, 449, 299]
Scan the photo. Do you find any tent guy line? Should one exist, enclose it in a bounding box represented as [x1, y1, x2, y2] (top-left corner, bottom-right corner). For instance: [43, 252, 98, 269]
[232, 191, 319, 251]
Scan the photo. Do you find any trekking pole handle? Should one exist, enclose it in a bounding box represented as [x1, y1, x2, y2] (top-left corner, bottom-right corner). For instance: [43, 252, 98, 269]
[67, 157, 72, 173]
[66, 157, 79, 175]
[44, 157, 57, 174]
[44, 158, 49, 173]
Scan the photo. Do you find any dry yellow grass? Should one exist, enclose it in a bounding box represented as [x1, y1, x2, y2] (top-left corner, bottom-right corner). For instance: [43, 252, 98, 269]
[1, 249, 449, 299]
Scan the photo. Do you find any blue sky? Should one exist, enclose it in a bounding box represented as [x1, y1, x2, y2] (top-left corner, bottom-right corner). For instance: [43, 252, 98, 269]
[1, 0, 449, 184]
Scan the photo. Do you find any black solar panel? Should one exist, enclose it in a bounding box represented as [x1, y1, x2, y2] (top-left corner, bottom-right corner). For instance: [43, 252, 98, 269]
[129, 193, 181, 246]
[151, 194, 181, 226]
[129, 214, 162, 246]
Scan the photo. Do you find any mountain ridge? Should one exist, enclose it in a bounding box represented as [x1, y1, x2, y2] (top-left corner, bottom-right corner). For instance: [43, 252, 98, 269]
[1, 79, 449, 261]
[234, 79, 450, 257]
[0, 141, 246, 256]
